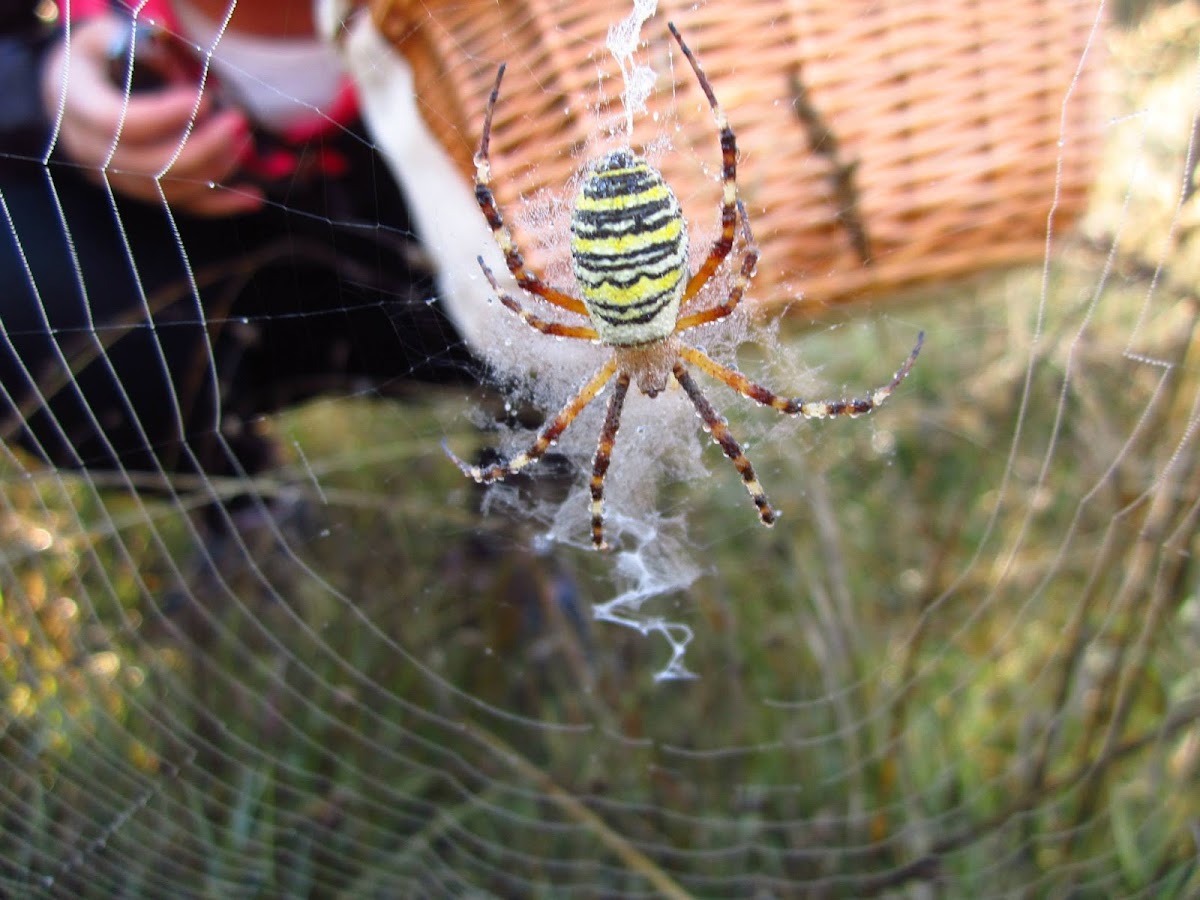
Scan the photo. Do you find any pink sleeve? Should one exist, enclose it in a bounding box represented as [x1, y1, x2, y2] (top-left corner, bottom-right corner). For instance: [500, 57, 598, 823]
[68, 0, 180, 29]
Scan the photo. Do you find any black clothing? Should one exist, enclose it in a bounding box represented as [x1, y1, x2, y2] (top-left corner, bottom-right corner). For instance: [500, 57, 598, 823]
[0, 0, 56, 158]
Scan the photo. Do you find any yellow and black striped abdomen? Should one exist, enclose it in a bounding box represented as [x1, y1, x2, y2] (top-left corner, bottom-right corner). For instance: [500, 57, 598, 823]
[570, 149, 688, 346]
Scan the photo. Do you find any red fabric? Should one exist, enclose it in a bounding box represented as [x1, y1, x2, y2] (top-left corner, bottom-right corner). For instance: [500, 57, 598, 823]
[68, 1, 179, 28]
[283, 81, 359, 142]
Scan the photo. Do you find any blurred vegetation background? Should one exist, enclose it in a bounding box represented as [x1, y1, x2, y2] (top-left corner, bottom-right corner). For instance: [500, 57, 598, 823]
[2, 1, 1199, 896]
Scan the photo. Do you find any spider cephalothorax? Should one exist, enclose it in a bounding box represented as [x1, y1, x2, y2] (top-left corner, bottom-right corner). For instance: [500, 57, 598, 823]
[447, 22, 923, 549]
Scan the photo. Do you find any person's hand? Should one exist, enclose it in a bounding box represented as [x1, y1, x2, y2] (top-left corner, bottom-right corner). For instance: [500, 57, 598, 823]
[41, 14, 265, 217]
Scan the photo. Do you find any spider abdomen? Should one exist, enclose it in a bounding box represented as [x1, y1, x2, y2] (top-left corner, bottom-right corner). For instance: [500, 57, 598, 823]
[570, 149, 688, 346]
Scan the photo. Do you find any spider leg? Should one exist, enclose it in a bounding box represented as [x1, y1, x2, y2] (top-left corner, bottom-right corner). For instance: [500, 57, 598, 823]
[589, 370, 632, 550]
[668, 22, 740, 309]
[672, 362, 778, 526]
[476, 64, 589, 317]
[445, 358, 619, 483]
[676, 200, 759, 332]
[678, 331, 924, 417]
[478, 257, 599, 340]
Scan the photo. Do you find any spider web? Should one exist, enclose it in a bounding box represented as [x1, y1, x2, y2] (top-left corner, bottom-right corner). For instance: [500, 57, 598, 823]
[2, 0, 1199, 896]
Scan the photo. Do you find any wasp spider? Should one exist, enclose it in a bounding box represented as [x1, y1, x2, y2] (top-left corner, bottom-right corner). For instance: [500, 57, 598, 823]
[447, 22, 924, 550]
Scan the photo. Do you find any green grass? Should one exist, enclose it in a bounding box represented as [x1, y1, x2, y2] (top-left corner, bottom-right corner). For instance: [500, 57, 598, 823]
[3, 253, 1196, 896]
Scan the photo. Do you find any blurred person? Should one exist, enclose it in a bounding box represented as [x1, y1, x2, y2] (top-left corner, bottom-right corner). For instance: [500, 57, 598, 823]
[0, 0, 473, 486]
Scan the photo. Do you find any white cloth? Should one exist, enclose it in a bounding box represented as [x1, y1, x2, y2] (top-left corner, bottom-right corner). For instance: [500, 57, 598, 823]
[330, 6, 540, 370]
[173, 0, 346, 132]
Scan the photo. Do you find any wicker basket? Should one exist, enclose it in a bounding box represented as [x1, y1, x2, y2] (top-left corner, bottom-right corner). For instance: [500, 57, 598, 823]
[370, 0, 1104, 313]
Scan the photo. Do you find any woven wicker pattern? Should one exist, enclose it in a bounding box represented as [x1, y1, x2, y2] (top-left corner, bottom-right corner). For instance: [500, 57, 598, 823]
[371, 0, 1104, 312]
